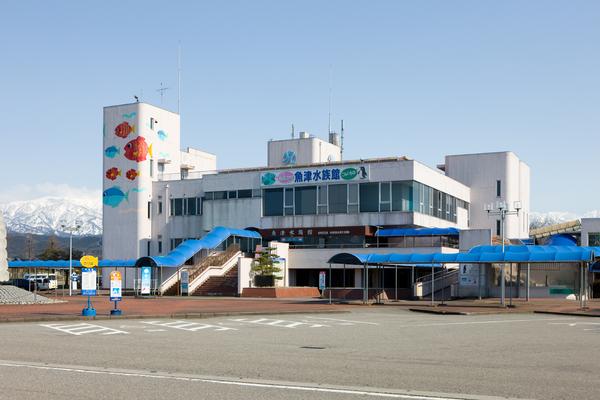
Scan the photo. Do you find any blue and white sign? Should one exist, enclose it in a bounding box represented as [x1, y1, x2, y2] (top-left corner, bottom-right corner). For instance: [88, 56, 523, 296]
[180, 270, 189, 295]
[140, 266, 151, 295]
[261, 165, 369, 186]
[109, 271, 122, 301]
[318, 271, 327, 290]
[81, 267, 97, 296]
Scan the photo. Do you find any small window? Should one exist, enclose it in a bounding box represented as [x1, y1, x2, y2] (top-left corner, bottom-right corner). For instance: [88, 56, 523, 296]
[158, 241, 163, 254]
[204, 192, 214, 200]
[150, 117, 155, 130]
[228, 190, 237, 199]
[147, 201, 152, 219]
[158, 201, 163, 214]
[496, 180, 501, 197]
[147, 241, 151, 256]
[496, 220, 501, 236]
[172, 198, 183, 216]
[252, 189, 262, 198]
[181, 169, 188, 179]
[186, 197, 197, 215]
[158, 163, 165, 173]
[213, 191, 227, 200]
[238, 189, 252, 198]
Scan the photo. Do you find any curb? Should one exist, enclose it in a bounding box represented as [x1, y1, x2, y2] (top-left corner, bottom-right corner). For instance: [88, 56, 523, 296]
[408, 307, 470, 315]
[0, 309, 349, 324]
[533, 310, 600, 318]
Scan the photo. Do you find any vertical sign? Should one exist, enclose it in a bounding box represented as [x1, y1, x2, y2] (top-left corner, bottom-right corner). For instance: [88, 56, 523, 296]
[319, 271, 326, 290]
[81, 268, 97, 296]
[141, 266, 151, 295]
[180, 270, 189, 295]
[110, 271, 122, 301]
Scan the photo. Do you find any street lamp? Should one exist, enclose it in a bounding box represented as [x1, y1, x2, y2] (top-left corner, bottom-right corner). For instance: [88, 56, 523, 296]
[485, 201, 521, 307]
[61, 221, 82, 296]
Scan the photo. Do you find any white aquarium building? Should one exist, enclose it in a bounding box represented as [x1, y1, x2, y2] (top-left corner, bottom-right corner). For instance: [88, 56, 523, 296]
[101, 102, 531, 297]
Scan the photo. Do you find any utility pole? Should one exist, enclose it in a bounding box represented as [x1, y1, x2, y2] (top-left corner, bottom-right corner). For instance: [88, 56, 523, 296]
[485, 201, 521, 307]
[61, 221, 82, 296]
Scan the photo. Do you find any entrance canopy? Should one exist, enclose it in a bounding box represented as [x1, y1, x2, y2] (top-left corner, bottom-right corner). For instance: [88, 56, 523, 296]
[328, 245, 600, 266]
[9, 259, 136, 269]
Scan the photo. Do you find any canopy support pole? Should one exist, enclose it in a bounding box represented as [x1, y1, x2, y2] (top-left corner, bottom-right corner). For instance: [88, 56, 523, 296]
[526, 263, 530, 301]
[363, 262, 368, 304]
[580, 262, 584, 310]
[328, 263, 332, 305]
[478, 264, 482, 300]
[411, 266, 415, 299]
[395, 265, 398, 301]
[431, 264, 435, 306]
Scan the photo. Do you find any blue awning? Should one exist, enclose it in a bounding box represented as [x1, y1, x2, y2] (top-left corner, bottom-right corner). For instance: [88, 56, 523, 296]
[375, 227, 460, 237]
[9, 259, 137, 269]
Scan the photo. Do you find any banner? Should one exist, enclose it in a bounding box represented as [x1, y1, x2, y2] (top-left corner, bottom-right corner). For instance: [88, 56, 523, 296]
[141, 266, 151, 295]
[319, 271, 326, 290]
[110, 271, 122, 301]
[261, 165, 369, 186]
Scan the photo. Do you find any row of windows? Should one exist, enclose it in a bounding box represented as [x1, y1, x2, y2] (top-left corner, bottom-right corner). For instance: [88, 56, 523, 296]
[169, 198, 203, 216]
[263, 181, 468, 223]
[204, 189, 262, 200]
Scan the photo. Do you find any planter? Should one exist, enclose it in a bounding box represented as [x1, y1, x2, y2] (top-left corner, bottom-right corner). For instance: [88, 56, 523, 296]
[254, 275, 275, 287]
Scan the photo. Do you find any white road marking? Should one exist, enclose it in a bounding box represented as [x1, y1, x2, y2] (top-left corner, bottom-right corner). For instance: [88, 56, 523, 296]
[40, 323, 129, 336]
[399, 317, 576, 328]
[0, 360, 514, 400]
[306, 316, 380, 325]
[231, 318, 328, 329]
[141, 320, 237, 332]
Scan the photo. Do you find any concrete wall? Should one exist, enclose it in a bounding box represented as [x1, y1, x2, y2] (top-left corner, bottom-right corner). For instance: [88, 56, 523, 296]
[581, 218, 600, 246]
[444, 152, 530, 239]
[267, 136, 341, 168]
[0, 214, 8, 282]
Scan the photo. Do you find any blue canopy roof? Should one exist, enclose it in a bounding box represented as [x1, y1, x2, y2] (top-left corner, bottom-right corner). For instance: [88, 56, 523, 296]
[376, 227, 460, 237]
[8, 226, 261, 270]
[328, 244, 600, 266]
[136, 226, 261, 268]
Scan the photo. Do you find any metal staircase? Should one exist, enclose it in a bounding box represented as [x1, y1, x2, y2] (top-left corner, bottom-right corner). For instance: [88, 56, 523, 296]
[413, 268, 459, 299]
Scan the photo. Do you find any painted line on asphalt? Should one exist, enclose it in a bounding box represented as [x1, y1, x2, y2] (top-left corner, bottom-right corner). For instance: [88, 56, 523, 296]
[397, 317, 576, 328]
[40, 323, 129, 336]
[0, 360, 526, 400]
[306, 316, 380, 325]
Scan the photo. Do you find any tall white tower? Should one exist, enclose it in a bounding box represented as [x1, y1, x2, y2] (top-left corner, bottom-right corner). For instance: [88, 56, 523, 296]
[0, 213, 8, 282]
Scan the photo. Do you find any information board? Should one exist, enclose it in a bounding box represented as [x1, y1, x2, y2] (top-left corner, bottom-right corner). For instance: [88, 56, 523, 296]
[140, 266, 151, 295]
[180, 270, 189, 295]
[110, 271, 122, 301]
[319, 271, 326, 290]
[81, 268, 97, 296]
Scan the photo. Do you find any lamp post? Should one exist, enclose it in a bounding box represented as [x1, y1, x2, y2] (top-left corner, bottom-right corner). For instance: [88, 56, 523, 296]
[61, 221, 82, 296]
[485, 201, 521, 307]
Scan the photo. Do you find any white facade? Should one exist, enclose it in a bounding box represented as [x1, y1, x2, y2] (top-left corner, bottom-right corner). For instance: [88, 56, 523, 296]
[580, 218, 600, 246]
[442, 152, 530, 239]
[267, 134, 341, 168]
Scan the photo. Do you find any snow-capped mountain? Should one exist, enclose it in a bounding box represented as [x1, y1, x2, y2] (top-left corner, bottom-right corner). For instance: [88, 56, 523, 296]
[0, 197, 102, 236]
[529, 210, 600, 230]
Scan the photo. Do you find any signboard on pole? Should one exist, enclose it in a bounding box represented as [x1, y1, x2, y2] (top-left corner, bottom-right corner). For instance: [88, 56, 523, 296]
[110, 271, 122, 301]
[81, 267, 97, 296]
[318, 271, 326, 290]
[180, 270, 189, 295]
[140, 266, 151, 295]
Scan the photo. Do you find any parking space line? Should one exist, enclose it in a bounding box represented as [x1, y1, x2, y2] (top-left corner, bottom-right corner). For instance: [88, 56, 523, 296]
[141, 321, 237, 332]
[231, 318, 329, 329]
[40, 323, 129, 336]
[307, 317, 380, 325]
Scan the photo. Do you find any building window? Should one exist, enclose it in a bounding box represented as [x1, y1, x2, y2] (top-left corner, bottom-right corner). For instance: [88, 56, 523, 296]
[170, 238, 183, 250]
[328, 184, 347, 214]
[213, 191, 227, 200]
[158, 241, 162, 254]
[186, 198, 197, 215]
[150, 160, 154, 178]
[238, 189, 252, 198]
[317, 185, 328, 214]
[295, 186, 317, 215]
[391, 181, 412, 211]
[181, 168, 188, 180]
[348, 183, 359, 213]
[147, 241, 151, 256]
[170, 198, 183, 216]
[496, 220, 501, 236]
[147, 201, 152, 219]
[228, 190, 237, 199]
[496, 180, 501, 197]
[158, 201, 163, 214]
[589, 233, 600, 246]
[284, 188, 294, 216]
[263, 188, 283, 216]
[158, 162, 165, 173]
[379, 182, 391, 212]
[150, 117, 155, 130]
[359, 183, 379, 212]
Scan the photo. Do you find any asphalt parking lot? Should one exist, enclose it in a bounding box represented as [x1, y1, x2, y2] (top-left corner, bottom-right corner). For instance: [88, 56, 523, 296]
[0, 309, 598, 400]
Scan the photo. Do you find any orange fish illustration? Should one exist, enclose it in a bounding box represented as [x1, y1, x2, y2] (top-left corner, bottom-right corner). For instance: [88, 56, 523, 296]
[124, 136, 152, 162]
[114, 122, 135, 138]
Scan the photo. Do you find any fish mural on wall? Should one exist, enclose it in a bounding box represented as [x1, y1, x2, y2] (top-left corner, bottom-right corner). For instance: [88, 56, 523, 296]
[122, 112, 137, 119]
[124, 136, 152, 162]
[131, 188, 146, 193]
[104, 146, 120, 158]
[105, 167, 121, 181]
[103, 187, 129, 208]
[157, 130, 168, 141]
[114, 121, 136, 138]
[126, 169, 141, 180]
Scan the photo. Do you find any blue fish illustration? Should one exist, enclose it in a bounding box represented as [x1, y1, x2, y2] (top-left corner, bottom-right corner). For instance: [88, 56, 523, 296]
[104, 146, 120, 158]
[282, 150, 296, 165]
[103, 187, 129, 208]
[122, 112, 137, 119]
[157, 130, 168, 141]
[131, 188, 146, 193]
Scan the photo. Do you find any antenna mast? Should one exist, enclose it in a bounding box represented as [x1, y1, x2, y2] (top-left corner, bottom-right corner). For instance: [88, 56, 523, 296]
[291, 123, 295, 138]
[340, 119, 344, 161]
[157, 82, 170, 105]
[328, 65, 333, 134]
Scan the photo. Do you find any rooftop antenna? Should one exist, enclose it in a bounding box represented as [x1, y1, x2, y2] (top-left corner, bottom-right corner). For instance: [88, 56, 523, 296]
[177, 41, 181, 114]
[328, 64, 333, 134]
[157, 82, 170, 105]
[340, 119, 344, 160]
[291, 123, 295, 138]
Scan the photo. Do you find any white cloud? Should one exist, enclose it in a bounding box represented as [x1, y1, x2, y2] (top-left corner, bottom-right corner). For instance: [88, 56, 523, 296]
[0, 183, 101, 209]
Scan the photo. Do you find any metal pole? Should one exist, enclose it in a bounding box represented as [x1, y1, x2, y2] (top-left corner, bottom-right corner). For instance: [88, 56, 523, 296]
[580, 262, 584, 309]
[478, 264, 482, 300]
[500, 210, 506, 306]
[431, 264, 435, 306]
[366, 263, 369, 303]
[509, 262, 513, 307]
[363, 263, 367, 304]
[329, 263, 332, 305]
[395, 265, 398, 301]
[411, 266, 415, 299]
[69, 231, 73, 296]
[34, 266, 37, 302]
[526, 263, 530, 301]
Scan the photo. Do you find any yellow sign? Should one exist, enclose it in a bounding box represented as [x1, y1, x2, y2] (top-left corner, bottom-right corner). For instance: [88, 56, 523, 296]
[80, 255, 99, 268]
[110, 271, 122, 281]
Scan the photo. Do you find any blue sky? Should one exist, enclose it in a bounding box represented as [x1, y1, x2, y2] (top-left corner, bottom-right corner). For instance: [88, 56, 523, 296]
[1, 1, 599, 213]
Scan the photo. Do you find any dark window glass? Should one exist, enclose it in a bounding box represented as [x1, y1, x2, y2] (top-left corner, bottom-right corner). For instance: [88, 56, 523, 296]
[173, 198, 183, 216]
[228, 191, 237, 199]
[186, 198, 197, 215]
[213, 191, 227, 200]
[496, 220, 501, 236]
[359, 183, 379, 212]
[328, 184, 347, 214]
[147, 202, 152, 219]
[263, 188, 284, 216]
[238, 189, 252, 198]
[496, 180, 501, 197]
[158, 201, 163, 214]
[392, 182, 413, 211]
[204, 192, 214, 200]
[147, 241, 151, 256]
[158, 241, 162, 253]
[295, 186, 317, 215]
